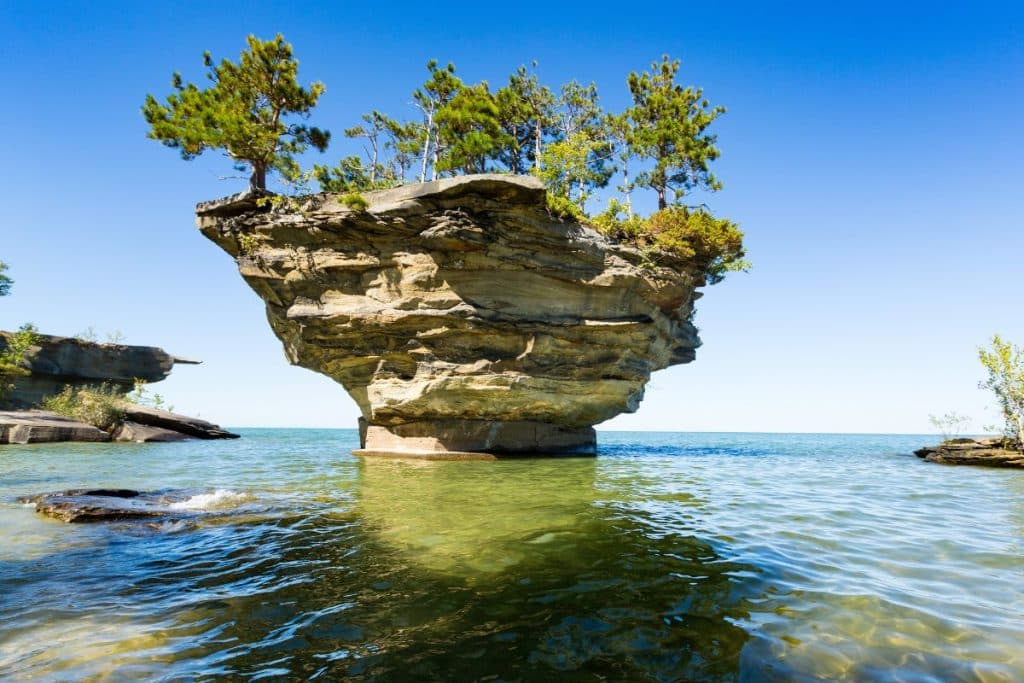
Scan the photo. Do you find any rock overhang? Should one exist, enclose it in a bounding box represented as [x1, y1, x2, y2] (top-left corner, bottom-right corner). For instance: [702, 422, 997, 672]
[197, 174, 703, 456]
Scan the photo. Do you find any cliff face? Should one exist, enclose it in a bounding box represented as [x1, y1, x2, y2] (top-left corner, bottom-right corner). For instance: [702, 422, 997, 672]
[197, 175, 703, 455]
[0, 332, 191, 409]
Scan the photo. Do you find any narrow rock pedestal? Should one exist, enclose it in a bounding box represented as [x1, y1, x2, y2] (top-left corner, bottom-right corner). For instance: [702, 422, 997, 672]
[355, 418, 596, 460]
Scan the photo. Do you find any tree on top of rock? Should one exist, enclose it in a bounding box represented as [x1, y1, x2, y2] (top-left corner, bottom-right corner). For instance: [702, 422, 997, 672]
[495, 63, 558, 174]
[626, 56, 725, 210]
[435, 83, 511, 175]
[0, 261, 11, 297]
[142, 34, 330, 192]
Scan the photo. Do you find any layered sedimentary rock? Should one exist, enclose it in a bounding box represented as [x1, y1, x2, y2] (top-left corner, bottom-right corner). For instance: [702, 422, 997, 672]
[914, 438, 1024, 468]
[0, 334, 238, 443]
[197, 175, 704, 455]
[0, 332, 196, 409]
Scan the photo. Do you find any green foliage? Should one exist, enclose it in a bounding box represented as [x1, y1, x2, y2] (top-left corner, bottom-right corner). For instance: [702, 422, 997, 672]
[41, 384, 126, 431]
[645, 207, 749, 284]
[236, 232, 265, 256]
[545, 193, 587, 222]
[130, 378, 173, 413]
[435, 83, 511, 174]
[536, 131, 613, 209]
[626, 56, 725, 209]
[928, 412, 971, 442]
[978, 335, 1024, 449]
[495, 63, 558, 174]
[0, 261, 12, 297]
[0, 323, 39, 403]
[143, 34, 329, 191]
[591, 199, 646, 244]
[413, 60, 463, 183]
[591, 205, 748, 284]
[340, 193, 369, 211]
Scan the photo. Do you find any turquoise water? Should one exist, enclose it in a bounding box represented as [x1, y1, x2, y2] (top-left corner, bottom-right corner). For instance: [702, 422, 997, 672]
[0, 430, 1021, 681]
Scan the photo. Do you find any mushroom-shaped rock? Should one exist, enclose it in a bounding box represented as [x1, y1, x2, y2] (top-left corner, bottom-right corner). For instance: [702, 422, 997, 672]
[197, 175, 704, 456]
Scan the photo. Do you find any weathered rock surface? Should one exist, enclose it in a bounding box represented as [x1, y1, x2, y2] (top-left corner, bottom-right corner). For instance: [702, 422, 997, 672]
[199, 175, 704, 455]
[0, 331, 198, 409]
[0, 410, 111, 444]
[22, 489, 173, 523]
[112, 421, 193, 443]
[120, 404, 240, 440]
[0, 407, 237, 445]
[19, 488, 249, 523]
[914, 438, 1024, 468]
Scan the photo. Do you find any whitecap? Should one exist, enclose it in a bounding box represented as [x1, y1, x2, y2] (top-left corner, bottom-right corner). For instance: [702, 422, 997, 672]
[167, 489, 253, 511]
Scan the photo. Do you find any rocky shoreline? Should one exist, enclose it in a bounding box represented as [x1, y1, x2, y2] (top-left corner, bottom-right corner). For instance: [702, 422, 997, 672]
[914, 438, 1024, 468]
[0, 332, 237, 444]
[1, 407, 238, 444]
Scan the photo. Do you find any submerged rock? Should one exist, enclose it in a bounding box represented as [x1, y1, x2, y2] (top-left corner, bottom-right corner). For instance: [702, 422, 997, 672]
[198, 175, 705, 456]
[21, 488, 254, 523]
[23, 489, 174, 523]
[914, 438, 1024, 468]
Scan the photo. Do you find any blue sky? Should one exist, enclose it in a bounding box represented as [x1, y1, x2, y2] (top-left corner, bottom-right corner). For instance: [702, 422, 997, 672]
[2, 1, 1022, 432]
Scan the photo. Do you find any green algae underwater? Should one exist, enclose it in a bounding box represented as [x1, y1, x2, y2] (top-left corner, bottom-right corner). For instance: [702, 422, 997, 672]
[1, 430, 1022, 681]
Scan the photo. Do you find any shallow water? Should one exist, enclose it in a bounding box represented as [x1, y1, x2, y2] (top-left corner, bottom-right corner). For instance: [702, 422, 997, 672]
[0, 430, 1021, 681]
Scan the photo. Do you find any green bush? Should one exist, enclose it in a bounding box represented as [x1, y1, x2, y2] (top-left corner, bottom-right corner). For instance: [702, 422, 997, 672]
[545, 193, 586, 222]
[645, 207, 749, 284]
[341, 192, 369, 211]
[41, 384, 126, 431]
[0, 323, 39, 404]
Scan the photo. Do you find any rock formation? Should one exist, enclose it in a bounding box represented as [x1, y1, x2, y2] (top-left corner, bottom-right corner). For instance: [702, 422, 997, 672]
[0, 331, 196, 409]
[0, 333, 238, 443]
[198, 175, 705, 456]
[914, 438, 1024, 468]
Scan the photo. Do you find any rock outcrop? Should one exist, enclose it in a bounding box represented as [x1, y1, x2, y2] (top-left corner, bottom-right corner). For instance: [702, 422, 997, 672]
[0, 408, 238, 444]
[0, 334, 238, 444]
[198, 175, 705, 456]
[0, 331, 197, 409]
[0, 410, 111, 444]
[914, 438, 1024, 468]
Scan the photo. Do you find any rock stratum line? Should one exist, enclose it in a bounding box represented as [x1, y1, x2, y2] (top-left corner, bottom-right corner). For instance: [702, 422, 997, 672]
[197, 175, 704, 456]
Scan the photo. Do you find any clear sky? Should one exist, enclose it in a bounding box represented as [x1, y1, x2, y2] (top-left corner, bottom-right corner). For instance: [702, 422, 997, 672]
[3, 1, 1022, 433]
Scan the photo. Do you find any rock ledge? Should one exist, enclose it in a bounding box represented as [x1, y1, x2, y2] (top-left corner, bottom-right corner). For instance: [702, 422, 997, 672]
[914, 438, 1024, 468]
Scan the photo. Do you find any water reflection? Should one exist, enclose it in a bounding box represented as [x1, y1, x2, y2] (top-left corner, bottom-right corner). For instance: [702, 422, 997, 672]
[191, 456, 755, 680]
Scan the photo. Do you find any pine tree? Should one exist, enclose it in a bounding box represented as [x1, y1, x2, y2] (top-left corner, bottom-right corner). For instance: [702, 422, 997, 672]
[435, 83, 511, 175]
[413, 61, 462, 182]
[0, 262, 11, 297]
[143, 34, 329, 192]
[626, 56, 725, 210]
[495, 63, 557, 174]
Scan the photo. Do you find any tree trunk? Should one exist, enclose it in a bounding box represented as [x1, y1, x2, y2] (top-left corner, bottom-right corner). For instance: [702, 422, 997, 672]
[534, 121, 543, 172]
[419, 110, 433, 183]
[250, 163, 267, 192]
[431, 133, 439, 181]
[623, 162, 632, 218]
[657, 186, 666, 211]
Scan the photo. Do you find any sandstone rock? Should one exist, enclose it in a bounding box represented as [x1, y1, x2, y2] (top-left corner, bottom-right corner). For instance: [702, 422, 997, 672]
[914, 438, 1024, 468]
[0, 410, 111, 444]
[0, 332, 197, 408]
[112, 420, 194, 443]
[198, 175, 704, 455]
[120, 405, 239, 440]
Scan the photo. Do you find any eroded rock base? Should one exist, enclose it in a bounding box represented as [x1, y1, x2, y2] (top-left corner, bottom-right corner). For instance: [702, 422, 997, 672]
[355, 419, 596, 459]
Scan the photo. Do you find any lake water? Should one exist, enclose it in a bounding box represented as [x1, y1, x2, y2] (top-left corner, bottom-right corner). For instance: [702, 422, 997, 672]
[0, 430, 1021, 681]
